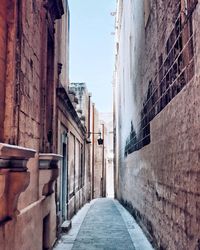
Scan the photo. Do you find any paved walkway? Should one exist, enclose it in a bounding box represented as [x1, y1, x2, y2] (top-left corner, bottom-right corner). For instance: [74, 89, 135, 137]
[54, 198, 154, 250]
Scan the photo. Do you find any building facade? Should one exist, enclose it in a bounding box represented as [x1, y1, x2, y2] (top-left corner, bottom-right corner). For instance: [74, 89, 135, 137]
[90, 104, 103, 198]
[69, 82, 92, 201]
[100, 113, 114, 198]
[57, 82, 90, 221]
[57, 86, 88, 220]
[0, 1, 65, 249]
[69, 83, 111, 200]
[0, 0, 92, 249]
[114, 0, 200, 249]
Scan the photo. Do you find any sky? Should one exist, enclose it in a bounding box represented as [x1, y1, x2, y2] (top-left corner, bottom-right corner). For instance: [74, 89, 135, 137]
[68, 0, 116, 113]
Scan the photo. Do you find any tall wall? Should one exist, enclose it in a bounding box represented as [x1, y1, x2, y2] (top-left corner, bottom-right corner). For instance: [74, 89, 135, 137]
[56, 16, 90, 221]
[114, 0, 200, 249]
[16, 0, 42, 209]
[0, 1, 65, 249]
[0, 0, 7, 140]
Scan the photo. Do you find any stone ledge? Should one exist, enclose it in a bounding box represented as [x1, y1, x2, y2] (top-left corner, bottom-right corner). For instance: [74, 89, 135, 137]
[39, 153, 62, 169]
[61, 220, 72, 233]
[39, 153, 62, 197]
[0, 143, 36, 160]
[0, 143, 36, 223]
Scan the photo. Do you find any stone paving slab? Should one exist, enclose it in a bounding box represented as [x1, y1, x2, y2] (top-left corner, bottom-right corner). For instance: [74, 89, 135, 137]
[113, 200, 154, 250]
[54, 198, 154, 250]
[54, 202, 93, 250]
[72, 198, 135, 250]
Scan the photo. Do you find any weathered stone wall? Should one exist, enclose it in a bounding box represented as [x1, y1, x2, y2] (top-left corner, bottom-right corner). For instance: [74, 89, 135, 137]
[17, 0, 41, 150]
[0, 1, 65, 249]
[0, 0, 7, 140]
[57, 95, 88, 220]
[115, 0, 200, 249]
[16, 0, 42, 210]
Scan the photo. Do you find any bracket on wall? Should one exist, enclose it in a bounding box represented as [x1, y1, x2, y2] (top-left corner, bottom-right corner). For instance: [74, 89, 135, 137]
[39, 153, 62, 197]
[0, 143, 36, 223]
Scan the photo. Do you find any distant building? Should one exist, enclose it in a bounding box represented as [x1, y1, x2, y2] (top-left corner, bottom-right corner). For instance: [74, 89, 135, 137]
[69, 83, 113, 200]
[100, 113, 114, 198]
[69, 82, 90, 129]
[69, 82, 92, 200]
[56, 26, 91, 222]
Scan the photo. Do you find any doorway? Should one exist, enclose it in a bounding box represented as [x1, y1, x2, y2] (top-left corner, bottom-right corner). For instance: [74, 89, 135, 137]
[59, 132, 68, 221]
[43, 214, 50, 250]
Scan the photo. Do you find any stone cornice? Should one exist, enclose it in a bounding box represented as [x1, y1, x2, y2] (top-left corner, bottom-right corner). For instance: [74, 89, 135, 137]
[57, 86, 87, 136]
[0, 143, 36, 159]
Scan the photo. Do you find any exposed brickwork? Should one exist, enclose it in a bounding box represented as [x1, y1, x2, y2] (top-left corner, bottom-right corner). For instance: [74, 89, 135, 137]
[17, 0, 41, 150]
[125, 0, 197, 156]
[0, 0, 7, 141]
[115, 0, 200, 249]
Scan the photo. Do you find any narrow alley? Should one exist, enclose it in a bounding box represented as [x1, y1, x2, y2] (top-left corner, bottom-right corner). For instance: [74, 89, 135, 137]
[54, 198, 153, 250]
[0, 0, 200, 250]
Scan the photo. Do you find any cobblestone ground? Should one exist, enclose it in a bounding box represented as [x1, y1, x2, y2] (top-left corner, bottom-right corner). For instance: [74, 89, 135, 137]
[54, 198, 154, 250]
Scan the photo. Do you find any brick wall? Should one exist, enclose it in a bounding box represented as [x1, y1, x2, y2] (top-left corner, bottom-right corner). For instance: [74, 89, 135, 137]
[115, 0, 200, 249]
[17, 0, 41, 150]
[0, 0, 7, 141]
[15, 0, 44, 208]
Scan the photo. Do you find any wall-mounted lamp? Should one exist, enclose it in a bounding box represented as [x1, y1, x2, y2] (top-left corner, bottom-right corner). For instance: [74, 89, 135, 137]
[86, 132, 104, 145]
[97, 137, 103, 145]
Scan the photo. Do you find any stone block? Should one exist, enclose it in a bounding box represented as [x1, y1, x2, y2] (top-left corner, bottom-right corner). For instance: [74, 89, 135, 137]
[61, 220, 72, 233]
